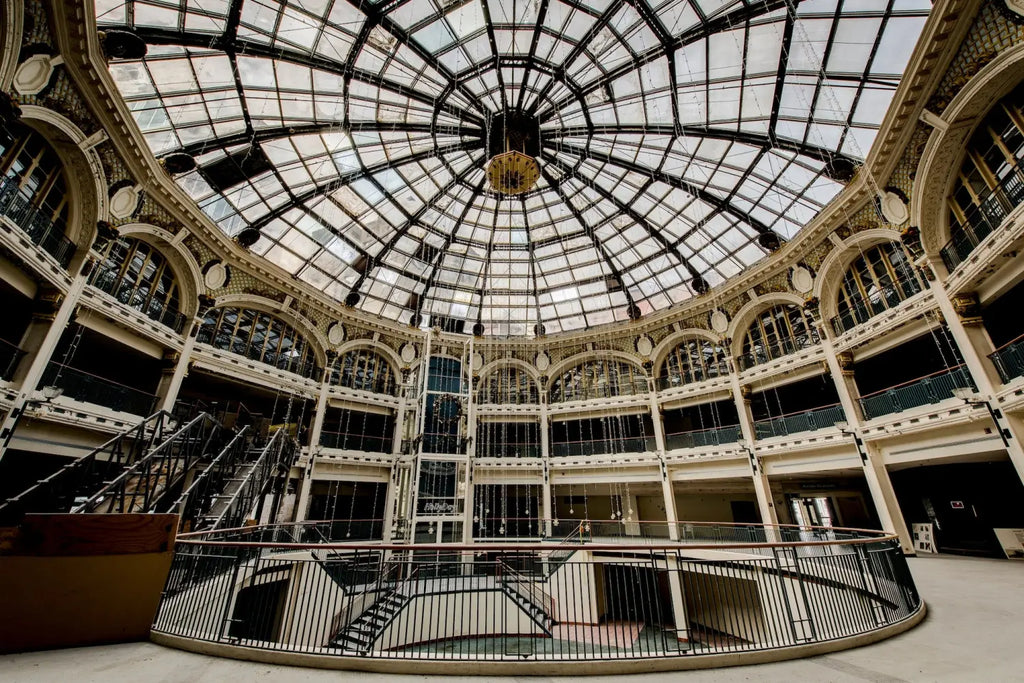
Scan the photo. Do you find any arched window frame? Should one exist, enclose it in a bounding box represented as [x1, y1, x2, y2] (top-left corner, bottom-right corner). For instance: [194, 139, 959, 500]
[549, 358, 649, 403]
[658, 337, 730, 389]
[0, 125, 74, 265]
[329, 348, 398, 396]
[91, 236, 186, 332]
[741, 304, 820, 369]
[832, 242, 922, 335]
[197, 306, 320, 379]
[477, 365, 539, 404]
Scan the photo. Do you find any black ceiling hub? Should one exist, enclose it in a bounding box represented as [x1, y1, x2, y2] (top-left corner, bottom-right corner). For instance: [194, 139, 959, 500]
[488, 111, 541, 160]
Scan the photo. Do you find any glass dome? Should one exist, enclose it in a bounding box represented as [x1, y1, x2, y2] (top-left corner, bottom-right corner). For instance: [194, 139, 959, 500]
[97, 0, 931, 336]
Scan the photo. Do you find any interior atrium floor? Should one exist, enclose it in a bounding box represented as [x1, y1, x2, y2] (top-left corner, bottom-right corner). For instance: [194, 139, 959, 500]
[0, 555, 1016, 682]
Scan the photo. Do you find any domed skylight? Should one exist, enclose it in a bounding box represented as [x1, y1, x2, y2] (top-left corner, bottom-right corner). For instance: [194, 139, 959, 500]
[97, 0, 931, 336]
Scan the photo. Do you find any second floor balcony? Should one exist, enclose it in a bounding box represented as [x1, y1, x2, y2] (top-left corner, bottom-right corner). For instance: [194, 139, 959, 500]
[753, 404, 846, 439]
[942, 172, 1024, 272]
[664, 424, 742, 450]
[0, 180, 76, 268]
[859, 365, 975, 421]
[88, 264, 188, 333]
[990, 333, 1024, 385]
[39, 361, 158, 416]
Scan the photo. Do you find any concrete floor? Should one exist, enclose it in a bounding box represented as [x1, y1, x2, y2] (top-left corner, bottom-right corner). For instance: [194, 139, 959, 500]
[1, 554, 1021, 682]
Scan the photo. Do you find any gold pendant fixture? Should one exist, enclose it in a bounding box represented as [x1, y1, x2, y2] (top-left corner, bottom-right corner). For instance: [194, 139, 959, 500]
[487, 150, 540, 195]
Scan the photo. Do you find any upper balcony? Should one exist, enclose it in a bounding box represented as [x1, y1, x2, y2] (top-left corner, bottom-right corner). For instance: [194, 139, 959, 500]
[990, 333, 1024, 385]
[0, 171, 76, 270]
[859, 366, 975, 421]
[942, 173, 1024, 274]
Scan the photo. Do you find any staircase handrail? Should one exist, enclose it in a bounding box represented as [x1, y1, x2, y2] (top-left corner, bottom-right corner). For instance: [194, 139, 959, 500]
[72, 412, 221, 514]
[173, 425, 251, 531]
[500, 560, 555, 619]
[205, 429, 295, 530]
[0, 410, 172, 523]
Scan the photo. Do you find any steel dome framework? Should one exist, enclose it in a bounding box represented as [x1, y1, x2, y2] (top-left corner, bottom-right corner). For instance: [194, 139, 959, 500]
[97, 0, 931, 336]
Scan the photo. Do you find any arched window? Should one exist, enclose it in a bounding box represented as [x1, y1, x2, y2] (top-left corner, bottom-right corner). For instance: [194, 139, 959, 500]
[740, 304, 819, 369]
[329, 348, 397, 395]
[659, 337, 730, 389]
[91, 237, 185, 332]
[945, 85, 1024, 269]
[549, 359, 648, 403]
[196, 306, 320, 379]
[478, 366, 539, 404]
[0, 125, 74, 265]
[832, 242, 922, 335]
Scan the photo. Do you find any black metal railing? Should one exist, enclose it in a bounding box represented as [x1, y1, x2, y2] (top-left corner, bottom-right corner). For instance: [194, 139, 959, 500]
[475, 441, 542, 458]
[941, 172, 1024, 272]
[0, 336, 25, 382]
[74, 413, 222, 515]
[319, 429, 393, 454]
[829, 276, 924, 336]
[549, 436, 656, 457]
[0, 411, 172, 524]
[737, 336, 818, 371]
[39, 361, 158, 416]
[174, 426, 252, 532]
[859, 365, 976, 421]
[88, 264, 188, 333]
[549, 378, 650, 403]
[420, 432, 468, 455]
[153, 524, 920, 663]
[664, 424, 743, 450]
[990, 333, 1024, 384]
[754, 404, 847, 439]
[202, 428, 296, 531]
[655, 363, 731, 391]
[0, 179, 76, 267]
[194, 331, 321, 380]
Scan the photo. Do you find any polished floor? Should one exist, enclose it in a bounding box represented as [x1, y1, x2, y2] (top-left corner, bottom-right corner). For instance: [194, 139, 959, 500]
[1, 554, 1020, 682]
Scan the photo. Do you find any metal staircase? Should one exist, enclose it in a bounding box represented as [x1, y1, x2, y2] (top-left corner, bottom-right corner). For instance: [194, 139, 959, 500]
[331, 563, 417, 654]
[499, 562, 557, 635]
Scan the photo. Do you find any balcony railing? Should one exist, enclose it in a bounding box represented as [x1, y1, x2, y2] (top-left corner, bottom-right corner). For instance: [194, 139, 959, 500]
[754, 403, 846, 439]
[829, 277, 924, 336]
[549, 436, 655, 457]
[475, 441, 542, 458]
[859, 365, 976, 421]
[656, 363, 731, 391]
[549, 378, 650, 403]
[421, 432, 467, 455]
[476, 389, 540, 405]
[941, 172, 1024, 272]
[990, 333, 1024, 384]
[319, 429, 393, 454]
[39, 361, 158, 416]
[737, 336, 817, 371]
[88, 265, 188, 333]
[0, 336, 25, 382]
[0, 179, 76, 267]
[664, 424, 742, 450]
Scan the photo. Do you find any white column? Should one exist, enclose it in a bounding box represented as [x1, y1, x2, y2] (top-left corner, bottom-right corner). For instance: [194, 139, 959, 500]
[729, 371, 779, 531]
[930, 277, 1024, 482]
[819, 331, 914, 553]
[0, 257, 94, 461]
[157, 319, 199, 412]
[660, 463, 680, 541]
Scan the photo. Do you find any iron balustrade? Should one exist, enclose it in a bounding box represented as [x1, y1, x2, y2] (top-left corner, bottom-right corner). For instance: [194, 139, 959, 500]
[989, 333, 1024, 384]
[0, 179, 76, 267]
[858, 366, 976, 421]
[0, 410, 172, 524]
[39, 361, 158, 416]
[829, 276, 924, 336]
[0, 336, 25, 382]
[737, 337, 811, 371]
[942, 172, 1024, 272]
[421, 432, 468, 455]
[754, 404, 847, 439]
[476, 388, 540, 405]
[664, 424, 742, 450]
[174, 426, 251, 533]
[203, 428, 296, 531]
[656, 363, 730, 391]
[475, 441, 542, 458]
[549, 378, 650, 403]
[88, 263, 188, 333]
[194, 334, 321, 380]
[152, 523, 921, 664]
[74, 413, 222, 515]
[549, 436, 656, 457]
[319, 429, 393, 454]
